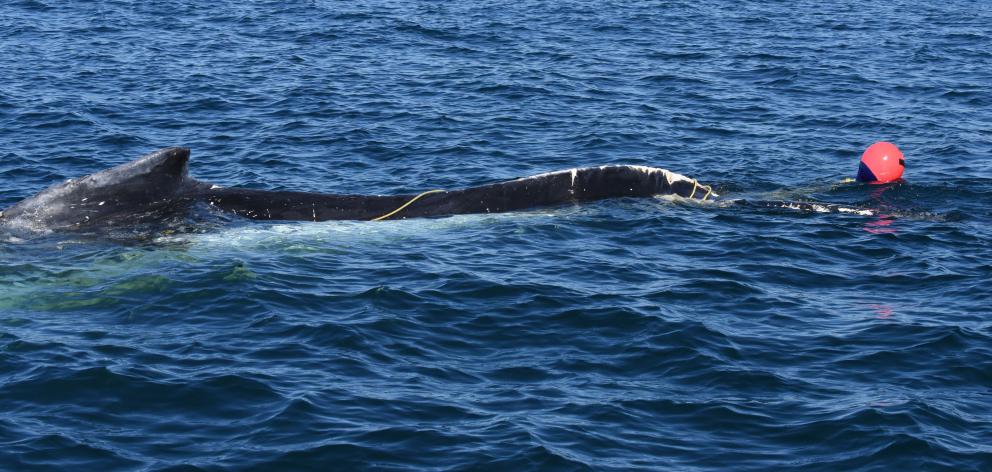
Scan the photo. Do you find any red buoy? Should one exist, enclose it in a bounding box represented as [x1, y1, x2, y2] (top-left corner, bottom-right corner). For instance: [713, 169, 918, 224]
[856, 142, 905, 184]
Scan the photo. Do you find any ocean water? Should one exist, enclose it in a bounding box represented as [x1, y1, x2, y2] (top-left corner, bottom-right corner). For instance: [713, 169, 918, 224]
[1, 1, 991, 470]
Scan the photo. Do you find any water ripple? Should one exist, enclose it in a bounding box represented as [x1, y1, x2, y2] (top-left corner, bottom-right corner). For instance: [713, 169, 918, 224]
[2, 0, 991, 470]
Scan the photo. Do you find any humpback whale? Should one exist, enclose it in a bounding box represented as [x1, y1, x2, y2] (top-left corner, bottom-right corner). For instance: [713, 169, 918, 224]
[0, 147, 718, 233]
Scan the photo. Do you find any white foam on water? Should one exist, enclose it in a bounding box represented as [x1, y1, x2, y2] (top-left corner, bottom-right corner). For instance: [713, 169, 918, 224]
[157, 211, 560, 253]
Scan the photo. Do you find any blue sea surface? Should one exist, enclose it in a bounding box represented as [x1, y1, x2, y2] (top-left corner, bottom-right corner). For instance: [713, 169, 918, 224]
[1, 1, 991, 470]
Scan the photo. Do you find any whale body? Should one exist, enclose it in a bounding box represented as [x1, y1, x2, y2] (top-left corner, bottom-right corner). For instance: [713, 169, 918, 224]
[0, 147, 715, 233]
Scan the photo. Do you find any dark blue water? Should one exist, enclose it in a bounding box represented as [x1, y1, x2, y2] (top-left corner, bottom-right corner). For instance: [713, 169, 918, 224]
[2, 1, 991, 470]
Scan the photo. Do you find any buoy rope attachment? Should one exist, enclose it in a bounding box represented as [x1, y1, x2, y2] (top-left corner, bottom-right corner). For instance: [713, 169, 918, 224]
[371, 189, 446, 221]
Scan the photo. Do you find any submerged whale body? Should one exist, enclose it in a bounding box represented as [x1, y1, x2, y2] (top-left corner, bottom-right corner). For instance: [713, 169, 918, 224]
[0, 147, 716, 233]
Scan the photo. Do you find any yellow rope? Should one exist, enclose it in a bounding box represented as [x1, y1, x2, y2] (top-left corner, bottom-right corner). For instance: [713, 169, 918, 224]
[688, 179, 714, 201]
[371, 189, 445, 221]
[700, 182, 713, 200]
[374, 177, 713, 221]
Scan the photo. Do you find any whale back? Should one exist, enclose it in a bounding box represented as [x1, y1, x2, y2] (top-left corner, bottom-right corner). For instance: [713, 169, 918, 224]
[0, 147, 193, 231]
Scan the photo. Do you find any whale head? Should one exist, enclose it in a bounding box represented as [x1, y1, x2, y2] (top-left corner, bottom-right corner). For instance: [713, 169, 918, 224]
[0, 147, 194, 232]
